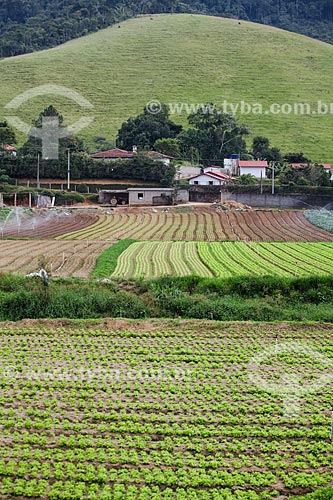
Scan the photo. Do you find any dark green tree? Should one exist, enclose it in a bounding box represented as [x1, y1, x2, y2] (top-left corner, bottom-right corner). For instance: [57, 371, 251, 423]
[116, 104, 182, 150]
[179, 105, 249, 164]
[284, 152, 311, 163]
[279, 164, 330, 186]
[0, 121, 16, 146]
[17, 106, 85, 179]
[154, 138, 180, 158]
[252, 136, 282, 162]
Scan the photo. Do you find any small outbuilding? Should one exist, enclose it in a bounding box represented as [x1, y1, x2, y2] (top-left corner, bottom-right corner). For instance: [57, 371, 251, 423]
[98, 190, 129, 205]
[127, 188, 174, 206]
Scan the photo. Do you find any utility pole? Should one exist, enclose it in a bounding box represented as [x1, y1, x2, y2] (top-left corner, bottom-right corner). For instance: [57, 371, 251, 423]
[37, 153, 40, 189]
[272, 162, 275, 195]
[67, 149, 71, 191]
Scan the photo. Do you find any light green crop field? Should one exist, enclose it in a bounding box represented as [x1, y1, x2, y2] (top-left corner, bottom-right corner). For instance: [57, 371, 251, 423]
[0, 320, 332, 499]
[1, 14, 333, 159]
[110, 241, 333, 279]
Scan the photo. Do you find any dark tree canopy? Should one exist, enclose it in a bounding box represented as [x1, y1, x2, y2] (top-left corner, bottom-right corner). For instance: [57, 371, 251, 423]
[0, 0, 333, 58]
[279, 164, 331, 186]
[0, 121, 16, 146]
[178, 106, 249, 164]
[116, 104, 182, 151]
[252, 136, 282, 162]
[284, 152, 311, 163]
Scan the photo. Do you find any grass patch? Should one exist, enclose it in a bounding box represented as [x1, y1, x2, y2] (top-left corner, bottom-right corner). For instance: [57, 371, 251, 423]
[92, 239, 136, 278]
[0, 273, 333, 321]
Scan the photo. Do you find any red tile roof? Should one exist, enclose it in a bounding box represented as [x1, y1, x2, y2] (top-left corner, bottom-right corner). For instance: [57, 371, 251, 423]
[239, 161, 268, 168]
[91, 148, 133, 159]
[291, 162, 332, 171]
[190, 172, 233, 182]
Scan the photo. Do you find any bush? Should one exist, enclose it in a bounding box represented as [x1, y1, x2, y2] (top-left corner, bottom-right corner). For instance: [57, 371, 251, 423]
[55, 192, 85, 205]
[76, 184, 89, 193]
[0, 281, 149, 320]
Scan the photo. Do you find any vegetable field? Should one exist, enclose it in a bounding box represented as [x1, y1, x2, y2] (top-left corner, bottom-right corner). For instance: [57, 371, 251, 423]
[57, 210, 333, 243]
[0, 320, 331, 499]
[0, 209, 98, 240]
[304, 210, 333, 234]
[111, 241, 333, 279]
[0, 240, 110, 278]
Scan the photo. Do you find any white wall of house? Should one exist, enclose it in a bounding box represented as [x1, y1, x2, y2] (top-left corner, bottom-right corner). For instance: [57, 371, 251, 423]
[323, 168, 333, 181]
[239, 167, 266, 179]
[189, 175, 221, 186]
[151, 157, 171, 166]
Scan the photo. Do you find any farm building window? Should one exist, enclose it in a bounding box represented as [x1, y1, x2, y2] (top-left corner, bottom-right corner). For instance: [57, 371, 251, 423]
[209, 181, 214, 185]
[194, 181, 199, 185]
[138, 193, 144, 200]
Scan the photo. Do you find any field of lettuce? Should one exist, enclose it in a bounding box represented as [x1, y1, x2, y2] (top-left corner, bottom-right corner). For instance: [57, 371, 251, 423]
[109, 241, 333, 279]
[0, 320, 331, 500]
[304, 210, 333, 234]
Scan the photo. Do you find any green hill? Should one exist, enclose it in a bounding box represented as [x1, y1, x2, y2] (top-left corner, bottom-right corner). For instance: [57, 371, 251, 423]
[1, 14, 333, 161]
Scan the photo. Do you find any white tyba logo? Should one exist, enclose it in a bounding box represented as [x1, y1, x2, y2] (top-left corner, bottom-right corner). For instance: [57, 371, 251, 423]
[4, 85, 95, 159]
[247, 341, 333, 417]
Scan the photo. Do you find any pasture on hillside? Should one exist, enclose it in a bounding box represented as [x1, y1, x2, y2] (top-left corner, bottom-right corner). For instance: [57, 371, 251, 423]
[1, 15, 333, 159]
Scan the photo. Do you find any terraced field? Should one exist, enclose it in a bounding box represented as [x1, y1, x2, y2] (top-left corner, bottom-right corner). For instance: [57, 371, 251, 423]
[0, 319, 331, 499]
[0, 240, 109, 278]
[112, 241, 333, 279]
[57, 210, 333, 243]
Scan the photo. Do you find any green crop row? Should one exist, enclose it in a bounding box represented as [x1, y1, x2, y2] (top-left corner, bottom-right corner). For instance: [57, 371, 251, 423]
[0, 322, 331, 498]
[305, 210, 333, 233]
[109, 241, 333, 280]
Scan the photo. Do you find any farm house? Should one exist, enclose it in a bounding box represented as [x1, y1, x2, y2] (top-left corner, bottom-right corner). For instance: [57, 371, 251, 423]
[238, 160, 268, 178]
[188, 171, 233, 186]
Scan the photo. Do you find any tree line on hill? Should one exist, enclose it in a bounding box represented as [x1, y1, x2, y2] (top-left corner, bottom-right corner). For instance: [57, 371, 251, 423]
[0, 104, 331, 188]
[0, 0, 333, 58]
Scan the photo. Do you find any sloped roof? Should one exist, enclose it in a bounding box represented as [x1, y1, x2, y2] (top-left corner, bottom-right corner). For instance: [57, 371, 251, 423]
[1, 144, 16, 151]
[239, 160, 268, 168]
[91, 148, 133, 159]
[146, 151, 173, 159]
[189, 172, 233, 181]
[291, 162, 332, 171]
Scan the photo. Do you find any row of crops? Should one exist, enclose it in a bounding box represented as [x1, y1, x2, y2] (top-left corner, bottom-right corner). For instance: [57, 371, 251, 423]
[110, 241, 333, 279]
[0, 322, 331, 499]
[304, 210, 333, 233]
[57, 210, 333, 242]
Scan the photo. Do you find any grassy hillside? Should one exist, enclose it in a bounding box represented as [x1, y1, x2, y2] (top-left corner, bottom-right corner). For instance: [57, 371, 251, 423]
[1, 14, 333, 160]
